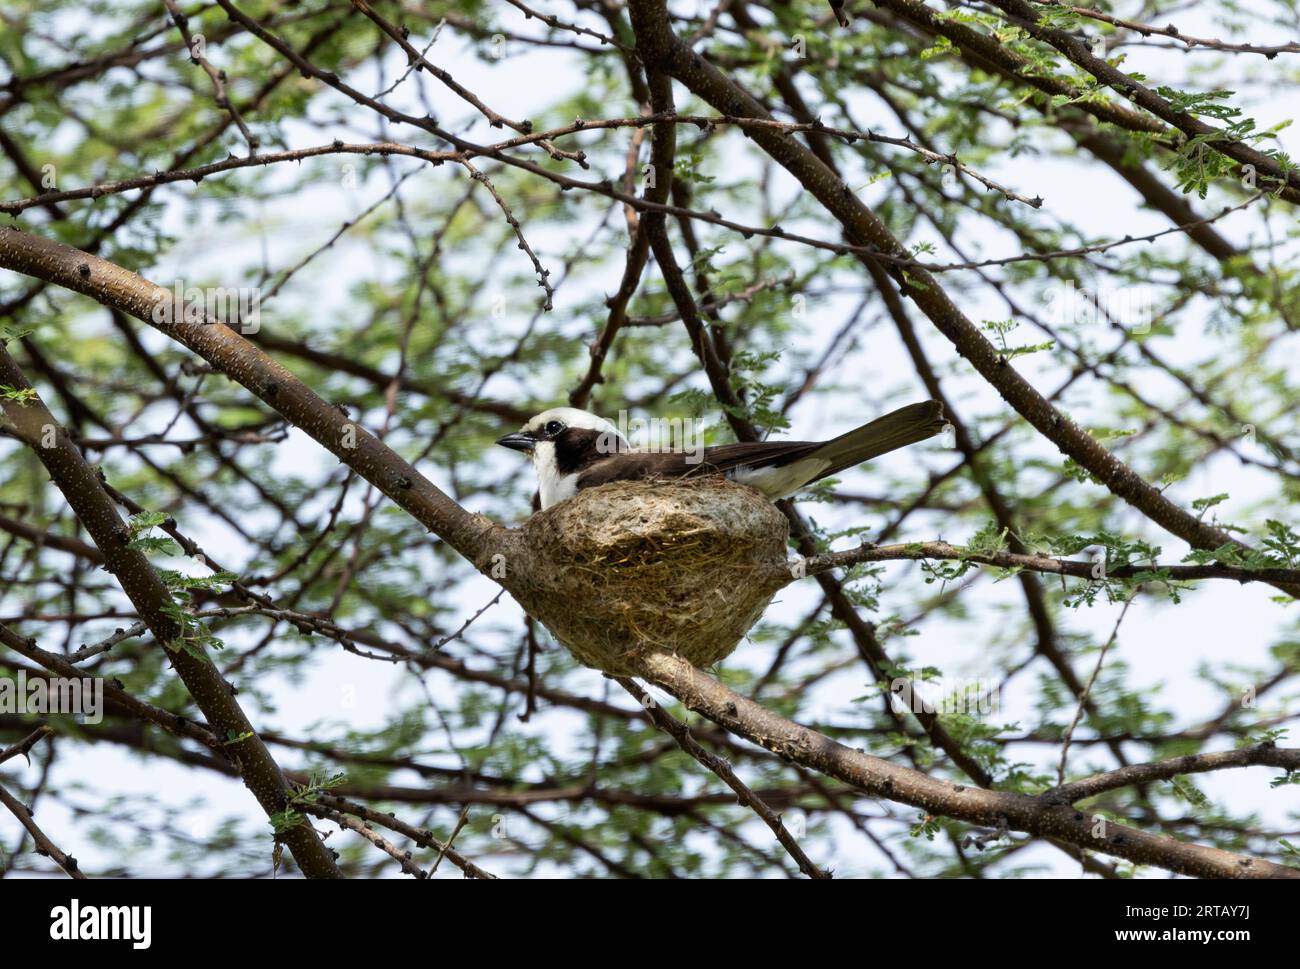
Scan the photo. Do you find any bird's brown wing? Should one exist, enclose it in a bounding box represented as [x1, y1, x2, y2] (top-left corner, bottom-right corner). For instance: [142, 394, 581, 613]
[693, 440, 823, 472]
[574, 400, 944, 493]
[575, 441, 820, 489]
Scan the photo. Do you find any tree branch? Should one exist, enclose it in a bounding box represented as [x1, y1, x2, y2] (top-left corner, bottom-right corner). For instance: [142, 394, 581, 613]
[797, 540, 1300, 586]
[0, 345, 342, 878]
[0, 226, 502, 570]
[630, 650, 1298, 878]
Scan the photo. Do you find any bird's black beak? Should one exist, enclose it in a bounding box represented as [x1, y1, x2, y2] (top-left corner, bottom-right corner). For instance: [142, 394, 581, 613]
[496, 431, 536, 454]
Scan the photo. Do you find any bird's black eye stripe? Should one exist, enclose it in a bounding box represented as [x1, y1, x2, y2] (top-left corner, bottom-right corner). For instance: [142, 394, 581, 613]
[544, 420, 565, 437]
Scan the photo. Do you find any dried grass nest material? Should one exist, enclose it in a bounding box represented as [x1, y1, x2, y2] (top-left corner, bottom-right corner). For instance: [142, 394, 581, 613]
[508, 477, 792, 675]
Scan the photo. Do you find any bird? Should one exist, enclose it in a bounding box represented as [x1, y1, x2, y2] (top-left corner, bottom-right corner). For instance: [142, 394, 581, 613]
[497, 400, 946, 509]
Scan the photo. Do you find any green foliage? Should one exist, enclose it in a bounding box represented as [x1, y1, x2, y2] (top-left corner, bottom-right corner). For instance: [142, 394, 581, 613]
[982, 318, 1054, 359]
[0, 384, 37, 402]
[270, 770, 347, 835]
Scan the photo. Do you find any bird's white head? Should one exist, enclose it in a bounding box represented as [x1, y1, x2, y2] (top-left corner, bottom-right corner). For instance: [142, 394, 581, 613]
[496, 407, 630, 508]
[526, 407, 621, 439]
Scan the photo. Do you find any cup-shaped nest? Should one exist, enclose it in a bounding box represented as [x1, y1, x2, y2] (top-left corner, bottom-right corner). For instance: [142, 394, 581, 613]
[507, 478, 791, 674]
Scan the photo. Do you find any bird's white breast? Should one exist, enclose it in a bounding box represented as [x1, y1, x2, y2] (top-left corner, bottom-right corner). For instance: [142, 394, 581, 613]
[532, 441, 580, 509]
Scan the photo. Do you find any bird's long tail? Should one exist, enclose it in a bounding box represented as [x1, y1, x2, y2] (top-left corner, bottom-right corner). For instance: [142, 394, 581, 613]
[806, 400, 945, 481]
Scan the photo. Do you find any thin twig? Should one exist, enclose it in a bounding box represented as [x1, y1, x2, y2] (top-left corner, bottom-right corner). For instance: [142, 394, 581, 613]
[1058, 595, 1137, 784]
[616, 677, 832, 879]
[0, 778, 87, 878]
